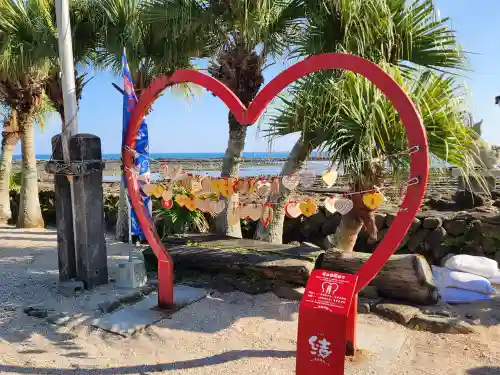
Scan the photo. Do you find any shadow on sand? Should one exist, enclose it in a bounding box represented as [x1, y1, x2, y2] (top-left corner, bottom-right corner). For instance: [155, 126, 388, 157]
[0, 350, 296, 374]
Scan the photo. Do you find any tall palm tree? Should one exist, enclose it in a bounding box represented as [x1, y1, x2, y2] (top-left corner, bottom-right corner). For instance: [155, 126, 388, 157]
[0, 0, 100, 227]
[91, 0, 211, 241]
[0, 106, 19, 224]
[255, 0, 471, 245]
[144, 0, 304, 237]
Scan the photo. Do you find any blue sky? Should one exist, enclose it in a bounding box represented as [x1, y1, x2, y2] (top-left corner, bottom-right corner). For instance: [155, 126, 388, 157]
[25, 1, 500, 155]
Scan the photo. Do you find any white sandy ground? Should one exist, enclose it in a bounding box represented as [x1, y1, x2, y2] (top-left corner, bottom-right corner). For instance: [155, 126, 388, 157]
[0, 226, 500, 375]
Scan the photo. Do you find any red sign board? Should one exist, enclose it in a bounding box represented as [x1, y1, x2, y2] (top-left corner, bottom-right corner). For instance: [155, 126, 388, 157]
[296, 270, 358, 375]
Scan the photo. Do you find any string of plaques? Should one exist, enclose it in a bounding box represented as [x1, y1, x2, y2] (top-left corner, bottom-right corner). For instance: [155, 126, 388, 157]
[123, 146, 421, 228]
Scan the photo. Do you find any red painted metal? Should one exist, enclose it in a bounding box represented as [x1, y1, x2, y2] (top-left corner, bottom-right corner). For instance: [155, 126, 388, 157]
[125, 53, 429, 354]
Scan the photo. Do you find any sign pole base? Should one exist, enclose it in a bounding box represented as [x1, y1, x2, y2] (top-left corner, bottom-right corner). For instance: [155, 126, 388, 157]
[346, 293, 358, 356]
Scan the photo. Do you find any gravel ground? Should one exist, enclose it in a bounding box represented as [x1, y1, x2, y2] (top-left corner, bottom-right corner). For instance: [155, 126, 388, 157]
[0, 226, 499, 375]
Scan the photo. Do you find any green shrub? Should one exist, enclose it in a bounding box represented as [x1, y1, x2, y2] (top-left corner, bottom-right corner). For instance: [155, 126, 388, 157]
[153, 185, 210, 238]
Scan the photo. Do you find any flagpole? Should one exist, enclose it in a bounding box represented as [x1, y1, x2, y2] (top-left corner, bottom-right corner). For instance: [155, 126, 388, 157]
[55, 0, 79, 260]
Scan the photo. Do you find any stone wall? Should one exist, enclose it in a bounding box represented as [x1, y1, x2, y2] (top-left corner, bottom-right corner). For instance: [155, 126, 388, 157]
[281, 204, 500, 267]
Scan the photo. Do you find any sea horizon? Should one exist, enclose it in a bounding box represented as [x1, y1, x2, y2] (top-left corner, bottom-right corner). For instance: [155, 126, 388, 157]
[15, 151, 325, 161]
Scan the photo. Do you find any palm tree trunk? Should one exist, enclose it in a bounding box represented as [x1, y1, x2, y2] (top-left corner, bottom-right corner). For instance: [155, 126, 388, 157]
[116, 179, 129, 241]
[254, 136, 314, 243]
[330, 211, 364, 251]
[215, 112, 247, 238]
[16, 115, 43, 228]
[0, 135, 17, 224]
[330, 176, 380, 252]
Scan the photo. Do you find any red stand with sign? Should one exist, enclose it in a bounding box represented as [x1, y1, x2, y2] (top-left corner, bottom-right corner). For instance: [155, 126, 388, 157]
[297, 270, 358, 375]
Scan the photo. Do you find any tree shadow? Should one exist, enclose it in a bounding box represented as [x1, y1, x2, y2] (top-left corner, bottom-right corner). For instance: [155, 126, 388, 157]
[0, 228, 300, 362]
[0, 349, 295, 374]
[467, 367, 500, 375]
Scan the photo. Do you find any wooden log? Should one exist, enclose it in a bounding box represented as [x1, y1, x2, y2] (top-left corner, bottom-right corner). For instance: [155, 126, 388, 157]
[166, 238, 321, 285]
[315, 250, 438, 305]
[70, 134, 108, 289]
[50, 135, 76, 282]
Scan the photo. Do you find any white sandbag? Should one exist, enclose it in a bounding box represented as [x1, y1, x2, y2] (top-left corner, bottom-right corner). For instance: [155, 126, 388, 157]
[489, 269, 500, 285]
[444, 254, 498, 278]
[431, 266, 494, 295]
[439, 287, 492, 304]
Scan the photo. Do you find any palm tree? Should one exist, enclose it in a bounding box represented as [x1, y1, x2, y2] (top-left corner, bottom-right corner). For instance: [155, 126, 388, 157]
[144, 0, 304, 238]
[0, 0, 101, 227]
[91, 0, 211, 241]
[255, 0, 471, 245]
[0, 106, 19, 224]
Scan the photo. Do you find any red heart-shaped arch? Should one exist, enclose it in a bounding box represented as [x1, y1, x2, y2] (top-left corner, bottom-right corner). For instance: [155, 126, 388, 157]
[124, 53, 429, 307]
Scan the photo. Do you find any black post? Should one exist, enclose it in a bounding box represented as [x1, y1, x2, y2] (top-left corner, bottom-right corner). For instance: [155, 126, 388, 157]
[70, 134, 108, 289]
[50, 135, 76, 281]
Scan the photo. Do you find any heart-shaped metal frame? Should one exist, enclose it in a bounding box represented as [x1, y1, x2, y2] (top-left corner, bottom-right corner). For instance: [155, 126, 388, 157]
[124, 53, 429, 308]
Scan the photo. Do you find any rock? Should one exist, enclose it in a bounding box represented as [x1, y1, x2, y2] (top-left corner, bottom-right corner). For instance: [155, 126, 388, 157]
[359, 286, 379, 299]
[25, 307, 53, 319]
[408, 229, 430, 252]
[396, 234, 411, 251]
[301, 212, 327, 237]
[423, 217, 443, 230]
[97, 300, 122, 314]
[385, 213, 397, 227]
[408, 315, 474, 334]
[426, 198, 456, 211]
[58, 280, 84, 297]
[409, 218, 422, 234]
[462, 244, 484, 256]
[453, 190, 488, 209]
[358, 301, 370, 314]
[273, 286, 304, 301]
[495, 251, 500, 264]
[372, 303, 421, 325]
[493, 200, 500, 208]
[321, 213, 342, 235]
[475, 221, 500, 240]
[375, 228, 388, 243]
[443, 219, 467, 237]
[47, 312, 71, 326]
[375, 213, 386, 230]
[425, 227, 447, 247]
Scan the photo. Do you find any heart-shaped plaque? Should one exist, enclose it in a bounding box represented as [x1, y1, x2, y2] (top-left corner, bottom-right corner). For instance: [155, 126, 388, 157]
[282, 174, 300, 190]
[362, 191, 385, 210]
[254, 180, 272, 197]
[142, 183, 157, 197]
[235, 179, 250, 194]
[321, 169, 338, 188]
[299, 199, 317, 217]
[218, 178, 235, 198]
[196, 198, 209, 212]
[334, 197, 354, 215]
[184, 196, 197, 211]
[175, 194, 187, 207]
[284, 201, 302, 219]
[162, 188, 173, 202]
[324, 196, 337, 214]
[161, 199, 173, 210]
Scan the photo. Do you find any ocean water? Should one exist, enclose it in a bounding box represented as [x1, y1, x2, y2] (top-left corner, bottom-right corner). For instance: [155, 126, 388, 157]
[17, 152, 321, 161]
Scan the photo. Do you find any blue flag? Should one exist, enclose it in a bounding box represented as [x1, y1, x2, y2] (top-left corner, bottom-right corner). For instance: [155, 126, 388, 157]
[121, 51, 151, 240]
